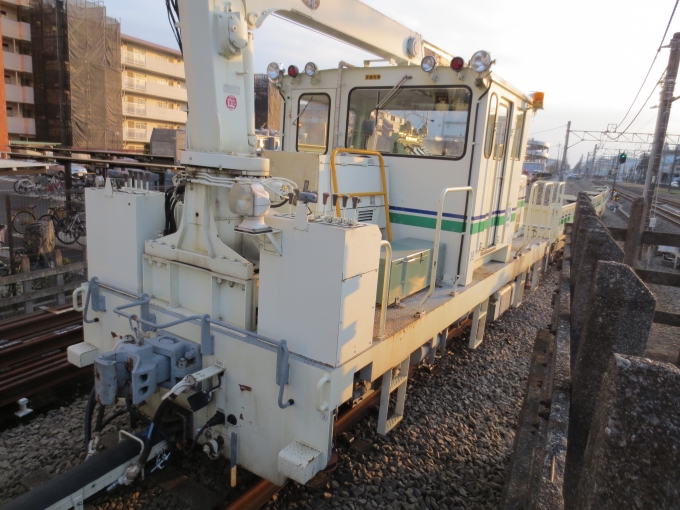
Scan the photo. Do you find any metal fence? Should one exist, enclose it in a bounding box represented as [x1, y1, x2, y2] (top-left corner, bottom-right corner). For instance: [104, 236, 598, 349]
[0, 191, 87, 318]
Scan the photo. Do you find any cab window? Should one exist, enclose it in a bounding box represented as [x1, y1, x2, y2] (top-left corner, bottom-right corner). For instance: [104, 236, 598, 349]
[511, 111, 526, 160]
[484, 94, 498, 158]
[346, 86, 471, 159]
[296, 94, 331, 154]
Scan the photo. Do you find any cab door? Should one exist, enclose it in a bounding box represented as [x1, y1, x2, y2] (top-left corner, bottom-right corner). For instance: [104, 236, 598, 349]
[485, 98, 512, 248]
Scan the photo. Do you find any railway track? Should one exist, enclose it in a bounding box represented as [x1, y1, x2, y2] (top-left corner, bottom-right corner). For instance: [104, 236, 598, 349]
[0, 299, 474, 510]
[594, 181, 680, 228]
[0, 306, 88, 409]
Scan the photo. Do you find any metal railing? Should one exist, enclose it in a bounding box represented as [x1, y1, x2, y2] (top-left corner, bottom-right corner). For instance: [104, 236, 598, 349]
[123, 76, 146, 91]
[417, 186, 475, 315]
[123, 103, 146, 115]
[124, 128, 147, 140]
[330, 148, 392, 241]
[122, 51, 146, 66]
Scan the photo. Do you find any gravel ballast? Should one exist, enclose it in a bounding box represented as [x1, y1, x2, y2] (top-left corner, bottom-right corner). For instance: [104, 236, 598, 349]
[0, 268, 559, 510]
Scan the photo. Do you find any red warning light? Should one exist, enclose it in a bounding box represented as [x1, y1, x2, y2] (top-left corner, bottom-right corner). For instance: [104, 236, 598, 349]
[450, 57, 465, 71]
[287, 65, 299, 78]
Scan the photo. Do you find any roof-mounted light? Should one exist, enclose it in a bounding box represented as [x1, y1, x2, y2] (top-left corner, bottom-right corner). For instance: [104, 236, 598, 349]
[287, 65, 300, 78]
[421, 55, 437, 73]
[450, 56, 465, 72]
[470, 50, 492, 73]
[304, 62, 318, 77]
[267, 62, 281, 81]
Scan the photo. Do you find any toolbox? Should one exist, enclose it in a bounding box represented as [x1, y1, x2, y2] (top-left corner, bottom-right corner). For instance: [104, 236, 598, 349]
[376, 237, 446, 305]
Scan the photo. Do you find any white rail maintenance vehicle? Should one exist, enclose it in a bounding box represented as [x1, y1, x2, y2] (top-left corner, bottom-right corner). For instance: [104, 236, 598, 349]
[66, 0, 606, 493]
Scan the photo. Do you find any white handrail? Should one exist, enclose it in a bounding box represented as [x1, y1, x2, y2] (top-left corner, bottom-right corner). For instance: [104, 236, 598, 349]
[515, 182, 540, 257]
[417, 186, 474, 315]
[377, 240, 392, 340]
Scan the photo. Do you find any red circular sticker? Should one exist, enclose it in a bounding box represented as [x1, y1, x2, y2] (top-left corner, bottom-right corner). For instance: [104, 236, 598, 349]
[226, 95, 238, 110]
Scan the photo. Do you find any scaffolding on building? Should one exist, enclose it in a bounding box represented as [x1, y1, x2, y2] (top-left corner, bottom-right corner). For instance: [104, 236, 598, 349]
[30, 0, 122, 149]
[254, 74, 282, 133]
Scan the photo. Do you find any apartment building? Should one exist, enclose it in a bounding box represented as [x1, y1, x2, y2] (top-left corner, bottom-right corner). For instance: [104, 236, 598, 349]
[1, 0, 34, 142]
[121, 35, 187, 151]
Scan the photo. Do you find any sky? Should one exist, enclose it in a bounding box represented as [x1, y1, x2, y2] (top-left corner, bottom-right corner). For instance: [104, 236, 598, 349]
[107, 0, 680, 167]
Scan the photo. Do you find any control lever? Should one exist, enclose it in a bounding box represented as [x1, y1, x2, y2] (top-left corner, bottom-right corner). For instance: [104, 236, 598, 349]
[321, 192, 331, 220]
[287, 192, 294, 214]
[351, 196, 361, 224]
[341, 195, 350, 224]
[331, 193, 339, 223]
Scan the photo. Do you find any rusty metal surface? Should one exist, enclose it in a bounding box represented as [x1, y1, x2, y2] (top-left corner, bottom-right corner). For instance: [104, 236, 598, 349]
[0, 306, 86, 408]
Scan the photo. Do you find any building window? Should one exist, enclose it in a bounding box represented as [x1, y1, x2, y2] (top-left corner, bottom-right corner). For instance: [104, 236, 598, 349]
[346, 86, 472, 159]
[157, 101, 169, 109]
[157, 78, 168, 85]
[1, 11, 6, 17]
[4, 75, 10, 84]
[6, 106, 13, 117]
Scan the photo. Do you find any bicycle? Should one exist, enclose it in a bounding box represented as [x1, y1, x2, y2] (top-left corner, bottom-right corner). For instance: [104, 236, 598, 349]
[14, 175, 46, 196]
[11, 204, 38, 234]
[39, 208, 86, 245]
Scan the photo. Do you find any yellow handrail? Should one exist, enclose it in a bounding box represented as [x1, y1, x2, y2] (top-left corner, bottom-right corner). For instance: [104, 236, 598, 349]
[329, 148, 392, 241]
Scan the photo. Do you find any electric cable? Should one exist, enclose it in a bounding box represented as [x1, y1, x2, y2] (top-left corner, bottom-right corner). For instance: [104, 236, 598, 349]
[529, 124, 567, 135]
[615, 0, 678, 129]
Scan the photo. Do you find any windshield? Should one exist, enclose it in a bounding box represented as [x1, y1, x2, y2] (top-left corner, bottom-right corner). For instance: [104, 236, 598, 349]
[346, 86, 471, 159]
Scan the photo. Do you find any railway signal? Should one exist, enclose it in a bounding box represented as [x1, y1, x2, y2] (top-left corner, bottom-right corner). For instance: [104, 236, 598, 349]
[619, 153, 627, 165]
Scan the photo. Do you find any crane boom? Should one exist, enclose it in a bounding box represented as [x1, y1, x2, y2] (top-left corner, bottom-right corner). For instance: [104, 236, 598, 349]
[175, 0, 444, 175]
[247, 0, 423, 65]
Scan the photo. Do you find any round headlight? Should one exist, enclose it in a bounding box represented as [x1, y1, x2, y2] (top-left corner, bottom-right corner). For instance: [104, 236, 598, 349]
[304, 62, 318, 77]
[470, 50, 492, 73]
[267, 62, 281, 81]
[421, 55, 437, 73]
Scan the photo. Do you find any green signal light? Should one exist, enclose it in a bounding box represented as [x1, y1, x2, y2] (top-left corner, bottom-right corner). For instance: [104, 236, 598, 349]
[619, 153, 627, 164]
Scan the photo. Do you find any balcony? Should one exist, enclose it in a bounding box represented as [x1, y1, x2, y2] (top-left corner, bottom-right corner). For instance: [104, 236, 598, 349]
[124, 128, 148, 141]
[122, 50, 146, 67]
[5, 84, 34, 104]
[3, 52, 32, 72]
[1, 18, 31, 42]
[123, 76, 146, 91]
[121, 50, 185, 79]
[123, 102, 146, 116]
[123, 102, 186, 124]
[145, 81, 187, 101]
[7, 116, 35, 136]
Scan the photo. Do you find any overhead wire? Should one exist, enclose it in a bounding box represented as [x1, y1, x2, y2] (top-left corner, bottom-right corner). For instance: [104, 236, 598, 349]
[165, 0, 182, 54]
[615, 0, 679, 128]
[528, 124, 567, 135]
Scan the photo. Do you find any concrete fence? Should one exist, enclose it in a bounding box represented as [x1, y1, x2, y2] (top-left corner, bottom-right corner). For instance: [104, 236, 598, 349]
[501, 192, 680, 510]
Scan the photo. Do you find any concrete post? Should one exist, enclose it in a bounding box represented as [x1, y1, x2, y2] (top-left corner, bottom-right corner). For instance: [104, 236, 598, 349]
[578, 355, 680, 509]
[564, 261, 656, 508]
[570, 229, 624, 354]
[569, 216, 608, 289]
[622, 197, 646, 267]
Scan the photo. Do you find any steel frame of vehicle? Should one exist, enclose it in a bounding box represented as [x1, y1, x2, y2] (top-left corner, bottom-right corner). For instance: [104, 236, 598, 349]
[64, 0, 610, 492]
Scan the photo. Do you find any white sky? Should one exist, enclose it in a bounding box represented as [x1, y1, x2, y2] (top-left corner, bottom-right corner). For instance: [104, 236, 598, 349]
[108, 0, 680, 166]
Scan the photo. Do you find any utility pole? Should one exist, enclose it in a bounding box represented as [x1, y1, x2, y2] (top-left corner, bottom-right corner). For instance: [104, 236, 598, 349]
[644, 32, 680, 222]
[559, 121, 571, 180]
[554, 143, 561, 176]
[591, 144, 598, 177]
[585, 151, 590, 176]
